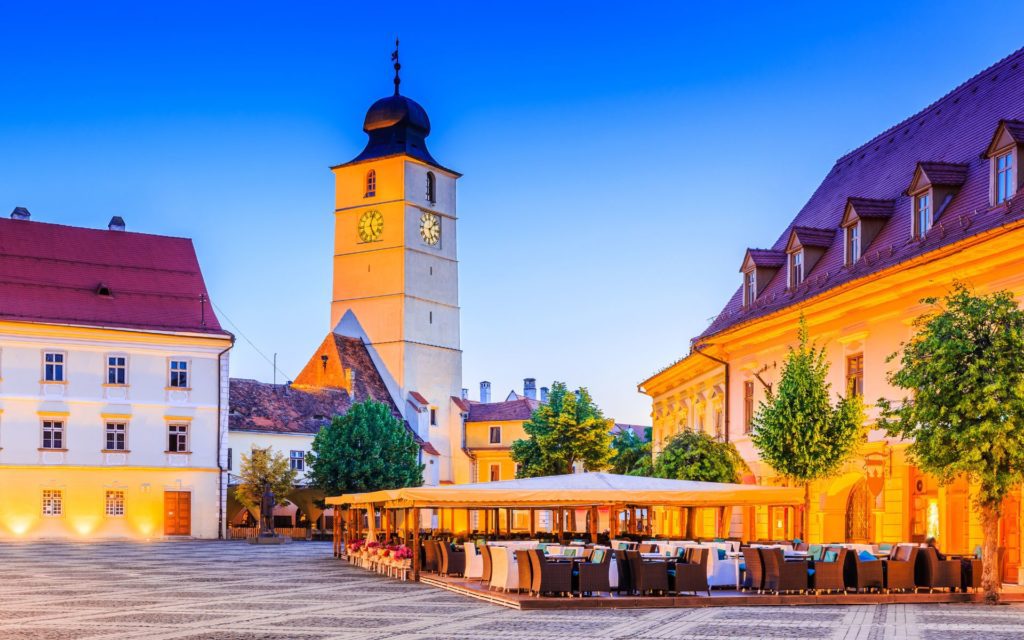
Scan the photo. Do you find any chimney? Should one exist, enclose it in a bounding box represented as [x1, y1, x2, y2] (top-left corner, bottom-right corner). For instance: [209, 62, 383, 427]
[540, 386, 549, 402]
[480, 381, 491, 404]
[461, 388, 469, 401]
[108, 216, 126, 231]
[10, 206, 30, 221]
[523, 378, 537, 400]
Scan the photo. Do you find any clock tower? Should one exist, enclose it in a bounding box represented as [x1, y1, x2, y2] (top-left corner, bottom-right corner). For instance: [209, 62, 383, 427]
[329, 56, 467, 484]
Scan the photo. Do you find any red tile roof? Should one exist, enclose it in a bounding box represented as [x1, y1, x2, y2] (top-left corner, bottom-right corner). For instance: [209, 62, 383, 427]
[451, 396, 472, 413]
[420, 441, 441, 456]
[699, 47, 1024, 342]
[409, 391, 429, 406]
[0, 217, 225, 335]
[466, 398, 540, 422]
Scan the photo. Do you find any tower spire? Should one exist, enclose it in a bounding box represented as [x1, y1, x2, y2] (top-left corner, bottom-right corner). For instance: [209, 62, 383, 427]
[391, 38, 401, 95]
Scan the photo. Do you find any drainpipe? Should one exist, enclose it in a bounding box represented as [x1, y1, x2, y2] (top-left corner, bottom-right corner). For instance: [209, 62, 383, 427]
[693, 345, 729, 442]
[216, 338, 235, 540]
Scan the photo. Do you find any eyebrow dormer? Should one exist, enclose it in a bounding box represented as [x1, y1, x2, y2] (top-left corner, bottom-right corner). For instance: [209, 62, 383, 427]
[740, 249, 784, 307]
[784, 227, 833, 288]
[841, 198, 894, 266]
[906, 162, 968, 238]
[984, 120, 1024, 206]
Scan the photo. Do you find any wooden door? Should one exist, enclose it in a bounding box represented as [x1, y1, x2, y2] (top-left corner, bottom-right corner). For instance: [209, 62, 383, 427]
[1002, 493, 1021, 583]
[164, 491, 191, 536]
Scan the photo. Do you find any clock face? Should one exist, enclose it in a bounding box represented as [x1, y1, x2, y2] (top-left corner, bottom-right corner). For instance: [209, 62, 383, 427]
[358, 210, 384, 242]
[420, 212, 441, 246]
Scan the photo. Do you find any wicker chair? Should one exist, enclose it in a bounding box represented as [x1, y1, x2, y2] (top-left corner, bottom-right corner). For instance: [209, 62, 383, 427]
[516, 549, 532, 593]
[479, 544, 493, 583]
[625, 549, 669, 595]
[423, 540, 439, 573]
[844, 549, 883, 592]
[615, 550, 633, 593]
[577, 548, 612, 596]
[670, 547, 710, 596]
[741, 547, 764, 592]
[884, 545, 918, 593]
[915, 547, 960, 592]
[812, 547, 847, 593]
[761, 547, 809, 594]
[527, 549, 573, 596]
[439, 543, 465, 577]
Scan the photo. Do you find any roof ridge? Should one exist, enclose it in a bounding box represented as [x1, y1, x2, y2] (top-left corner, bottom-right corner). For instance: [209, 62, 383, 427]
[0, 216, 195, 243]
[834, 46, 1024, 165]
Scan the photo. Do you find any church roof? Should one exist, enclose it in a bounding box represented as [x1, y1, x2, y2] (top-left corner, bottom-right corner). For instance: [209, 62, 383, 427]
[697, 46, 1024, 342]
[0, 214, 227, 336]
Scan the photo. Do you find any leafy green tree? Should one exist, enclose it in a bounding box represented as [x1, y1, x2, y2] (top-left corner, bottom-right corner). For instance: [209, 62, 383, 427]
[511, 382, 614, 477]
[610, 427, 654, 476]
[234, 446, 298, 524]
[751, 318, 864, 539]
[878, 284, 1024, 604]
[653, 430, 746, 483]
[306, 399, 424, 496]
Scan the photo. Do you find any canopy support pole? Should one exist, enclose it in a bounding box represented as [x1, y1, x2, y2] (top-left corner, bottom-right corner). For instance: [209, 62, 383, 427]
[506, 508, 512, 534]
[589, 506, 598, 543]
[529, 509, 536, 536]
[412, 507, 421, 582]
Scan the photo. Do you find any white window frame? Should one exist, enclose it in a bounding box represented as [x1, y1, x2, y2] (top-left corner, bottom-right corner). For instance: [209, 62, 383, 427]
[914, 192, 932, 238]
[995, 149, 1015, 205]
[289, 450, 305, 471]
[489, 425, 502, 444]
[365, 169, 376, 198]
[42, 351, 66, 383]
[42, 489, 63, 517]
[167, 423, 189, 453]
[105, 354, 128, 386]
[168, 358, 190, 389]
[105, 490, 125, 517]
[104, 422, 127, 451]
[845, 222, 861, 266]
[742, 270, 757, 307]
[789, 250, 804, 288]
[41, 420, 65, 450]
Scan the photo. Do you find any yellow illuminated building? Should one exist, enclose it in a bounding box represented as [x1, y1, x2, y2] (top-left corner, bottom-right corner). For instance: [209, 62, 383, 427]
[640, 50, 1024, 582]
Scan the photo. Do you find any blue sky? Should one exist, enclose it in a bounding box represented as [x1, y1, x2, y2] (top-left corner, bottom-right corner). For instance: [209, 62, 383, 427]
[2, 2, 1023, 423]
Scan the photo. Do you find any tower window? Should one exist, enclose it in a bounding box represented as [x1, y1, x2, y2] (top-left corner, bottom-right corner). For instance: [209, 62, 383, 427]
[426, 171, 436, 204]
[846, 353, 864, 398]
[845, 223, 860, 266]
[996, 151, 1014, 204]
[365, 170, 376, 198]
[430, 408, 437, 426]
[914, 192, 931, 238]
[789, 251, 804, 288]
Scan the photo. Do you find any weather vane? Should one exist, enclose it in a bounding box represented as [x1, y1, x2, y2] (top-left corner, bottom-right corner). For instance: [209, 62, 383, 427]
[391, 38, 401, 95]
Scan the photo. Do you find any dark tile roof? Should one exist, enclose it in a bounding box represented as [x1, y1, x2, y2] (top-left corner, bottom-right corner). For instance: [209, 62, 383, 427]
[699, 46, 1024, 341]
[846, 197, 896, 219]
[1002, 119, 1024, 144]
[466, 398, 540, 422]
[915, 161, 969, 188]
[790, 226, 835, 248]
[0, 216, 226, 335]
[451, 396, 472, 413]
[743, 249, 786, 270]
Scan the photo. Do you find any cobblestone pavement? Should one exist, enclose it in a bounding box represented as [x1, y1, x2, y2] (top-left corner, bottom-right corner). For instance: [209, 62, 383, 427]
[0, 541, 1022, 639]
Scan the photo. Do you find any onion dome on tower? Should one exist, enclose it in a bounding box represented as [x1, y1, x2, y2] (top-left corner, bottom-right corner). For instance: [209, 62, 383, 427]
[347, 39, 439, 167]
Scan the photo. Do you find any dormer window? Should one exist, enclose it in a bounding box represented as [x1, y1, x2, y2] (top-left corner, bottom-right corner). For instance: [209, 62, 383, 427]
[789, 250, 804, 288]
[996, 151, 1014, 204]
[742, 270, 757, 307]
[365, 170, 376, 198]
[914, 192, 931, 238]
[985, 120, 1024, 206]
[844, 222, 860, 266]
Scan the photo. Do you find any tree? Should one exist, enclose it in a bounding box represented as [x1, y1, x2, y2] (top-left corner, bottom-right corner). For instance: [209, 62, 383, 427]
[653, 430, 746, 483]
[610, 427, 654, 476]
[751, 318, 864, 540]
[877, 283, 1024, 604]
[234, 446, 298, 528]
[306, 399, 424, 496]
[511, 382, 614, 477]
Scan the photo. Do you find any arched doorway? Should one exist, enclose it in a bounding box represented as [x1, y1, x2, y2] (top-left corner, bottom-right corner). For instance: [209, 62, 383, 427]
[845, 479, 873, 543]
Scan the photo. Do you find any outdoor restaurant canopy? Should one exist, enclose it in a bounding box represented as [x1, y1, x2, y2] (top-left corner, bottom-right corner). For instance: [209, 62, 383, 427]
[325, 472, 803, 509]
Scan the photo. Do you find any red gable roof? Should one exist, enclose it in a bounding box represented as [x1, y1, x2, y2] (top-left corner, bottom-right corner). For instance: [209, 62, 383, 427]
[466, 397, 540, 422]
[699, 46, 1024, 341]
[0, 216, 225, 335]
